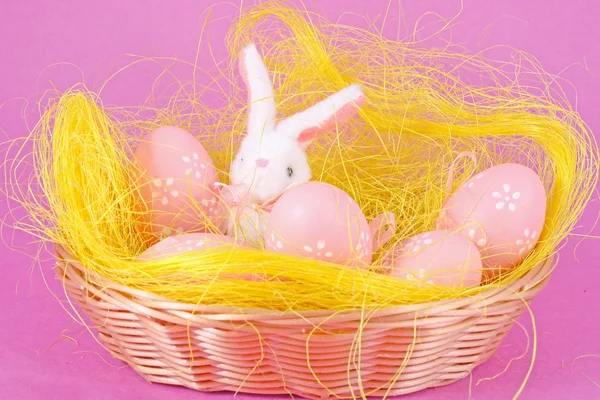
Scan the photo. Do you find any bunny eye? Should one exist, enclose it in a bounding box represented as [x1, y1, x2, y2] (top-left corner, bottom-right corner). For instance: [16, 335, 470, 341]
[287, 166, 294, 178]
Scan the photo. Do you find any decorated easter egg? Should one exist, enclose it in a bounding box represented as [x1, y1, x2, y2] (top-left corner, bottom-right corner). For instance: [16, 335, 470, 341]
[134, 126, 225, 238]
[264, 182, 373, 266]
[436, 163, 546, 278]
[383, 230, 482, 287]
[139, 232, 242, 261]
[139, 233, 260, 281]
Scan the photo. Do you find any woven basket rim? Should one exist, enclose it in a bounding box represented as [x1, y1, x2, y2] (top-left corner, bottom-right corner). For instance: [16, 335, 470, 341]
[54, 244, 554, 320]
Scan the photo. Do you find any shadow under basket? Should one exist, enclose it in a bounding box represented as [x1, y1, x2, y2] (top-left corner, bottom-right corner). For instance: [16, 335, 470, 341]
[55, 244, 553, 399]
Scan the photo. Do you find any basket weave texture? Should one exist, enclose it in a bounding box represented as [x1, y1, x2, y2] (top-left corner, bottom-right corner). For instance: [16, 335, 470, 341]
[55, 244, 552, 399]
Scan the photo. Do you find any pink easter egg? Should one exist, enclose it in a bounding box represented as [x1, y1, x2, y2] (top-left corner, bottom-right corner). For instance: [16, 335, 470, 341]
[134, 126, 225, 238]
[384, 230, 482, 287]
[436, 163, 547, 279]
[139, 233, 259, 281]
[264, 182, 373, 267]
[139, 232, 242, 261]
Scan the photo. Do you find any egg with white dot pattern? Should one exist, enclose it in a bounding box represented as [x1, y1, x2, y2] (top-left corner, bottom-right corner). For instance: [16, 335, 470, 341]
[436, 163, 546, 279]
[383, 230, 482, 287]
[134, 126, 225, 238]
[139, 232, 245, 261]
[139, 233, 260, 280]
[264, 182, 373, 267]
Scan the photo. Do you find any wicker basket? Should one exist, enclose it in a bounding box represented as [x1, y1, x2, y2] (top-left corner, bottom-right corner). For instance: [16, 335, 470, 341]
[55, 244, 553, 399]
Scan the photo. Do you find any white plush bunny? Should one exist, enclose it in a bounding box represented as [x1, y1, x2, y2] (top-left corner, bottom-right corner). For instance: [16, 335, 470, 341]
[223, 43, 364, 245]
[230, 43, 365, 204]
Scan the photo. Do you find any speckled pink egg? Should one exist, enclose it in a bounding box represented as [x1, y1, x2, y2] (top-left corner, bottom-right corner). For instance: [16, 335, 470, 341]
[139, 233, 242, 261]
[134, 126, 225, 238]
[384, 230, 482, 287]
[436, 163, 547, 278]
[139, 233, 259, 281]
[264, 182, 373, 267]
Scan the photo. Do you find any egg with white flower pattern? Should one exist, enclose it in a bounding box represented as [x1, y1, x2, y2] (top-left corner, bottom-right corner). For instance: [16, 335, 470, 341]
[264, 182, 374, 267]
[139, 233, 260, 281]
[436, 163, 546, 279]
[139, 232, 244, 260]
[383, 230, 482, 287]
[134, 126, 225, 238]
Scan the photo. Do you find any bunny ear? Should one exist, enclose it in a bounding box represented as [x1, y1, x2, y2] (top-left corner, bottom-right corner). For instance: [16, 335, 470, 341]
[276, 84, 364, 147]
[239, 43, 277, 137]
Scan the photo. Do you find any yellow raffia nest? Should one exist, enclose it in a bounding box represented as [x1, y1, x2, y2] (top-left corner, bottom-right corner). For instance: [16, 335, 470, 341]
[5, 2, 598, 312]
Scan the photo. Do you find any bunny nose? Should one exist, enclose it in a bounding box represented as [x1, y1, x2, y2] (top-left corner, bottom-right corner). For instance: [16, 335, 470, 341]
[255, 158, 269, 168]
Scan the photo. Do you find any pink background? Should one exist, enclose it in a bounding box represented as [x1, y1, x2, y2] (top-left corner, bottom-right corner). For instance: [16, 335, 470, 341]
[1, 1, 599, 399]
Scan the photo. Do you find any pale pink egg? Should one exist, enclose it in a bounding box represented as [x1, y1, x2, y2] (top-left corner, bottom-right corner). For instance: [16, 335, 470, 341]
[436, 163, 547, 279]
[139, 233, 259, 281]
[139, 233, 242, 261]
[384, 230, 482, 287]
[134, 126, 225, 238]
[264, 182, 374, 267]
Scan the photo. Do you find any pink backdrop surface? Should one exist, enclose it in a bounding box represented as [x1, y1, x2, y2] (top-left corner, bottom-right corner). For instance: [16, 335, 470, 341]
[1, 1, 599, 399]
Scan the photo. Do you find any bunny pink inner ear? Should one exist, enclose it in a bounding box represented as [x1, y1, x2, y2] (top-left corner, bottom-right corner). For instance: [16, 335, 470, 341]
[296, 95, 365, 143]
[238, 51, 251, 102]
